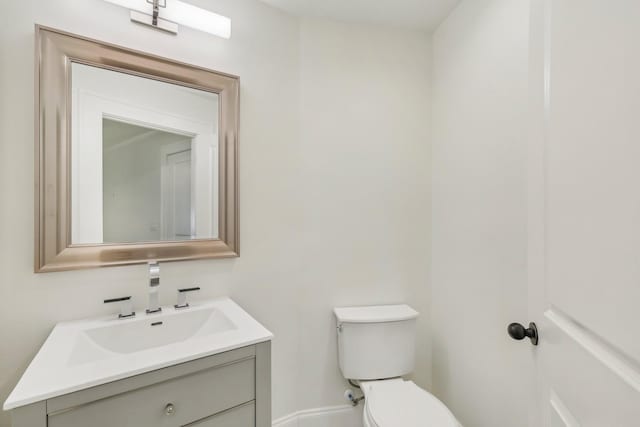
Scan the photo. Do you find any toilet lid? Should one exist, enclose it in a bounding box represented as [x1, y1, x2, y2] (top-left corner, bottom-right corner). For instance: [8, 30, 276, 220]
[365, 380, 459, 427]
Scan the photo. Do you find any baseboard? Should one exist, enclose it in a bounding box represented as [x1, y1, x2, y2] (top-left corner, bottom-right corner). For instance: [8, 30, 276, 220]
[273, 404, 362, 427]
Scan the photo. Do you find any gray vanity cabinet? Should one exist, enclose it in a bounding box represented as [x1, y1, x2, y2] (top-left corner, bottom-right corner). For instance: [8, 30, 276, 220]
[10, 342, 271, 427]
[186, 402, 255, 427]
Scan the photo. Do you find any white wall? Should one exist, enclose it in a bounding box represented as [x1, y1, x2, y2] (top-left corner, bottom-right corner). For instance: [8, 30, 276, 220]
[431, 1, 531, 426]
[0, 1, 431, 426]
[297, 19, 432, 409]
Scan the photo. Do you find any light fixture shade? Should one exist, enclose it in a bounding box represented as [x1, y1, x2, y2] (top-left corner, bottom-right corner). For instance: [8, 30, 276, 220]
[104, 0, 232, 39]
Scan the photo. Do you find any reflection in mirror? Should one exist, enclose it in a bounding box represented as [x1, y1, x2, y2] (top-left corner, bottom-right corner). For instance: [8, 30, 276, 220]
[71, 63, 219, 245]
[102, 119, 194, 243]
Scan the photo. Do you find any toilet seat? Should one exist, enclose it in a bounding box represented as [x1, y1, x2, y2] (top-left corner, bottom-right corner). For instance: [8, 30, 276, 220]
[361, 379, 460, 427]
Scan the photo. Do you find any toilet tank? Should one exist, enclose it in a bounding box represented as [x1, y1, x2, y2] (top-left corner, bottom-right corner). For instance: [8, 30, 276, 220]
[334, 304, 419, 381]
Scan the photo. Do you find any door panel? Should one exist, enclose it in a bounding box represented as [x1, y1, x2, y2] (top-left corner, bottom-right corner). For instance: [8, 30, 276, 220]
[529, 0, 640, 425]
[541, 310, 638, 426]
[163, 149, 193, 239]
[549, 390, 579, 427]
[546, 0, 640, 364]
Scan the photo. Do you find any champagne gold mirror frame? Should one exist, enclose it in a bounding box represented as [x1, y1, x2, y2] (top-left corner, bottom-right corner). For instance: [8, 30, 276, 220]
[35, 26, 239, 272]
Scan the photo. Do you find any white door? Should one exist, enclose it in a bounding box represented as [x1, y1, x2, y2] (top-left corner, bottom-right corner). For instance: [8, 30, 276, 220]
[162, 149, 193, 240]
[526, 0, 640, 425]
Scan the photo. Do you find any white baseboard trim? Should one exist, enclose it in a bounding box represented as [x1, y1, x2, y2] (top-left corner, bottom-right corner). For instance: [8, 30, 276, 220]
[273, 404, 362, 427]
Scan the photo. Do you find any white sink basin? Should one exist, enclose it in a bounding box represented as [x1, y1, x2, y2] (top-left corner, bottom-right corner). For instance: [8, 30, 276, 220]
[4, 297, 272, 410]
[70, 306, 236, 363]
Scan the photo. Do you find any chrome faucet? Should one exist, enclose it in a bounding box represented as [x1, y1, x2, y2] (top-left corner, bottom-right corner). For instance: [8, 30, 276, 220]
[146, 261, 162, 314]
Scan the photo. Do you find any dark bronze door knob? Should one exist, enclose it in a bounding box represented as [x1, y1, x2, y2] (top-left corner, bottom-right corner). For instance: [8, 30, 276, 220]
[508, 322, 538, 346]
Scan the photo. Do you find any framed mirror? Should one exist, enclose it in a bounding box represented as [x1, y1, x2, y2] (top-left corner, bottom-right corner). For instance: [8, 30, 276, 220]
[35, 26, 239, 272]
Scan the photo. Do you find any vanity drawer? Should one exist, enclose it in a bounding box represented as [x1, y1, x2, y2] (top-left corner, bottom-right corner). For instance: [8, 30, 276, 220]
[48, 357, 255, 427]
[186, 401, 255, 427]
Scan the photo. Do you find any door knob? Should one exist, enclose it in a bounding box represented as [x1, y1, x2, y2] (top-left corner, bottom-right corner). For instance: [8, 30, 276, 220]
[508, 322, 538, 346]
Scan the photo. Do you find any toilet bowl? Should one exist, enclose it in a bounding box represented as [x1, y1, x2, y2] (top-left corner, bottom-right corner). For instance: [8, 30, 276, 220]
[334, 304, 460, 427]
[360, 379, 460, 427]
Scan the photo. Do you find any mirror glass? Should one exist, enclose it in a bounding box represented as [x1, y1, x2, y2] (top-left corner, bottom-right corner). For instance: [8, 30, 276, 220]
[71, 63, 219, 244]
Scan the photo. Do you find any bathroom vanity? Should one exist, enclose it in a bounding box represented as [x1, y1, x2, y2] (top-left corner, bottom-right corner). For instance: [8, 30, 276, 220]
[4, 298, 272, 427]
[10, 25, 264, 425]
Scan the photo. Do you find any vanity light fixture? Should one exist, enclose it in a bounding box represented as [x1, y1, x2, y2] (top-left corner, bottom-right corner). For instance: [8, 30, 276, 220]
[103, 0, 231, 39]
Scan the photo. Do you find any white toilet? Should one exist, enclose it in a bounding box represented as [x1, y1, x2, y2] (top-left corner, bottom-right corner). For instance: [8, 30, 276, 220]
[334, 304, 460, 427]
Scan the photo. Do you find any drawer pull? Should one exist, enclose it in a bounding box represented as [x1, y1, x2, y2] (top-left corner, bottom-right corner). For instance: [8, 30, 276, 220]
[165, 403, 176, 416]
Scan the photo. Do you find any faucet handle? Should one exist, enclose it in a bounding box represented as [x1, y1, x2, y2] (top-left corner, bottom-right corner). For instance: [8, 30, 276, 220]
[104, 296, 135, 319]
[175, 287, 201, 310]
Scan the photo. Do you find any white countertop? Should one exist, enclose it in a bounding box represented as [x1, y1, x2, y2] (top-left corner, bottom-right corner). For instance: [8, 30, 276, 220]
[3, 297, 273, 410]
